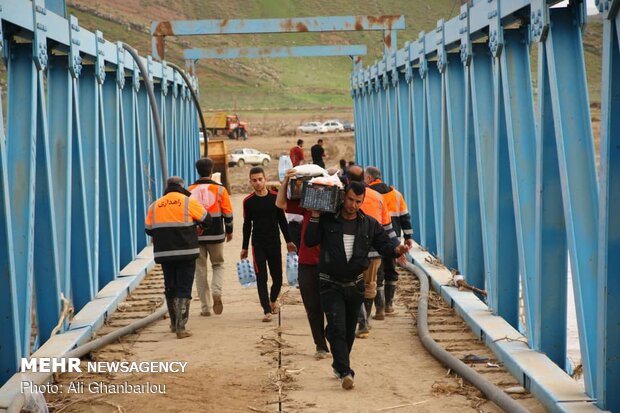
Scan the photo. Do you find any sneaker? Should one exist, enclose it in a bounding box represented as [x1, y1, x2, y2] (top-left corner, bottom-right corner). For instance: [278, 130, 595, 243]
[314, 349, 329, 360]
[341, 374, 354, 390]
[213, 295, 223, 315]
[200, 310, 211, 317]
[262, 313, 272, 322]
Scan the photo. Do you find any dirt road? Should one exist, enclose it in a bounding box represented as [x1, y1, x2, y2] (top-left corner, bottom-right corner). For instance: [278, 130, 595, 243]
[46, 190, 544, 413]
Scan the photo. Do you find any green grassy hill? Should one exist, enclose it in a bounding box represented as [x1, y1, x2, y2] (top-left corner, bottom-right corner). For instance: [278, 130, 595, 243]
[66, 0, 603, 111]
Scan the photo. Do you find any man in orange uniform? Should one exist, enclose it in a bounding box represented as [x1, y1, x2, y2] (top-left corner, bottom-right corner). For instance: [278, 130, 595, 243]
[365, 166, 414, 317]
[346, 165, 398, 337]
[189, 158, 233, 316]
[145, 176, 211, 339]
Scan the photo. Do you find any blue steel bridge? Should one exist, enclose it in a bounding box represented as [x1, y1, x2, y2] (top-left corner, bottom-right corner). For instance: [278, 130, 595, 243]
[0, 0, 619, 412]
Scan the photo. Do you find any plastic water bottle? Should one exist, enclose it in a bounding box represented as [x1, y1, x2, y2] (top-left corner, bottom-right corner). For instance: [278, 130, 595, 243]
[237, 259, 257, 288]
[279, 155, 293, 182]
[286, 252, 299, 287]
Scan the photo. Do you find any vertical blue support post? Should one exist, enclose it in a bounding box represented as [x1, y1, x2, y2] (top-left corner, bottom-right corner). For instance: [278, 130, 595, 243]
[7, 43, 37, 356]
[500, 28, 538, 338]
[79, 64, 99, 299]
[69, 20, 95, 311]
[373, 73, 383, 168]
[535, 44, 567, 368]
[470, 43, 497, 310]
[134, 69, 148, 252]
[0, 82, 21, 382]
[118, 45, 137, 266]
[97, 34, 116, 288]
[545, 7, 599, 394]
[425, 53, 448, 261]
[597, 2, 620, 410]
[48, 53, 72, 306]
[412, 35, 436, 253]
[403, 47, 421, 244]
[490, 2, 519, 329]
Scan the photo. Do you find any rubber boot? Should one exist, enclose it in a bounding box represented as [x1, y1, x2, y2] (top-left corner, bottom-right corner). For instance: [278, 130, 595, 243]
[373, 289, 385, 320]
[385, 283, 397, 315]
[356, 304, 369, 338]
[175, 298, 192, 339]
[166, 298, 176, 333]
[364, 298, 374, 328]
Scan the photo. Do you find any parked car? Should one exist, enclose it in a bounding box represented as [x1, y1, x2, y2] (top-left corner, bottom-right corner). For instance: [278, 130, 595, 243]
[339, 120, 355, 132]
[322, 120, 345, 133]
[228, 148, 271, 167]
[298, 121, 326, 134]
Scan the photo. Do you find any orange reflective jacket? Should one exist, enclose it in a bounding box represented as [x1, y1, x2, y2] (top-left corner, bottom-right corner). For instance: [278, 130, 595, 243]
[189, 178, 233, 243]
[145, 191, 209, 263]
[369, 179, 413, 240]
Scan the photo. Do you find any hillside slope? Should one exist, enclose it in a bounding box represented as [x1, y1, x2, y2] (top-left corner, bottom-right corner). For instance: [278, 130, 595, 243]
[67, 0, 603, 111]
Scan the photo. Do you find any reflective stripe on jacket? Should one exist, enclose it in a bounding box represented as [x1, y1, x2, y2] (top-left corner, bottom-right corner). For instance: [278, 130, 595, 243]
[361, 187, 397, 257]
[369, 179, 413, 239]
[189, 178, 233, 243]
[145, 192, 209, 263]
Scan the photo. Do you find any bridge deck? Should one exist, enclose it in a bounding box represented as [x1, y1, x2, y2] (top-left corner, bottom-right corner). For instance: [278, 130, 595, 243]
[40, 194, 544, 412]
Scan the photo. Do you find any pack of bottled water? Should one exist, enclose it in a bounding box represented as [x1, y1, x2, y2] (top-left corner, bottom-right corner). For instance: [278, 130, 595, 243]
[237, 259, 257, 287]
[286, 252, 299, 287]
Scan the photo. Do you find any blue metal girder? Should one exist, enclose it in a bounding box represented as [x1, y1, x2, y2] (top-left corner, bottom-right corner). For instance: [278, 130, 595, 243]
[545, 6, 599, 394]
[79, 66, 100, 298]
[445, 52, 483, 288]
[393, 75, 409, 204]
[33, 64, 62, 343]
[596, 2, 620, 410]
[470, 44, 497, 310]
[119, 77, 137, 266]
[404, 69, 421, 244]
[45, 0, 66, 17]
[153, 15, 405, 36]
[99, 78, 119, 288]
[411, 69, 437, 254]
[491, 49, 519, 330]
[0, 84, 21, 383]
[184, 45, 368, 60]
[7, 44, 37, 357]
[534, 42, 568, 370]
[500, 28, 537, 339]
[426, 61, 457, 268]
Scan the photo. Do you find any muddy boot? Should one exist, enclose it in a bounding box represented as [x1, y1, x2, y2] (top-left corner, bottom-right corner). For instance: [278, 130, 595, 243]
[364, 298, 374, 328]
[175, 298, 192, 339]
[166, 298, 177, 332]
[385, 283, 398, 315]
[373, 289, 385, 320]
[356, 304, 369, 338]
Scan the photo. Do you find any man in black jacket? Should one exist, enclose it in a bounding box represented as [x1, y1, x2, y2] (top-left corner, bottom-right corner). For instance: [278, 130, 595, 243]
[305, 182, 408, 390]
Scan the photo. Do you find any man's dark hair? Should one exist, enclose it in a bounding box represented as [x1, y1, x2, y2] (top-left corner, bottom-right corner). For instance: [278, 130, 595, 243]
[365, 166, 381, 180]
[345, 181, 366, 196]
[347, 165, 364, 182]
[195, 157, 214, 177]
[249, 166, 265, 176]
[317, 139, 324, 144]
[339, 159, 346, 168]
[297, 139, 304, 146]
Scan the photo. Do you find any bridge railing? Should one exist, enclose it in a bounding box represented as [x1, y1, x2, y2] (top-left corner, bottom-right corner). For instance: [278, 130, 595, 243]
[351, 0, 619, 410]
[0, 0, 199, 384]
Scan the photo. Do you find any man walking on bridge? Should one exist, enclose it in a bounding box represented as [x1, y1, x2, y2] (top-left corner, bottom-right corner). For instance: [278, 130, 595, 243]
[189, 158, 234, 317]
[365, 166, 414, 317]
[241, 166, 296, 322]
[145, 176, 211, 339]
[305, 182, 408, 390]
